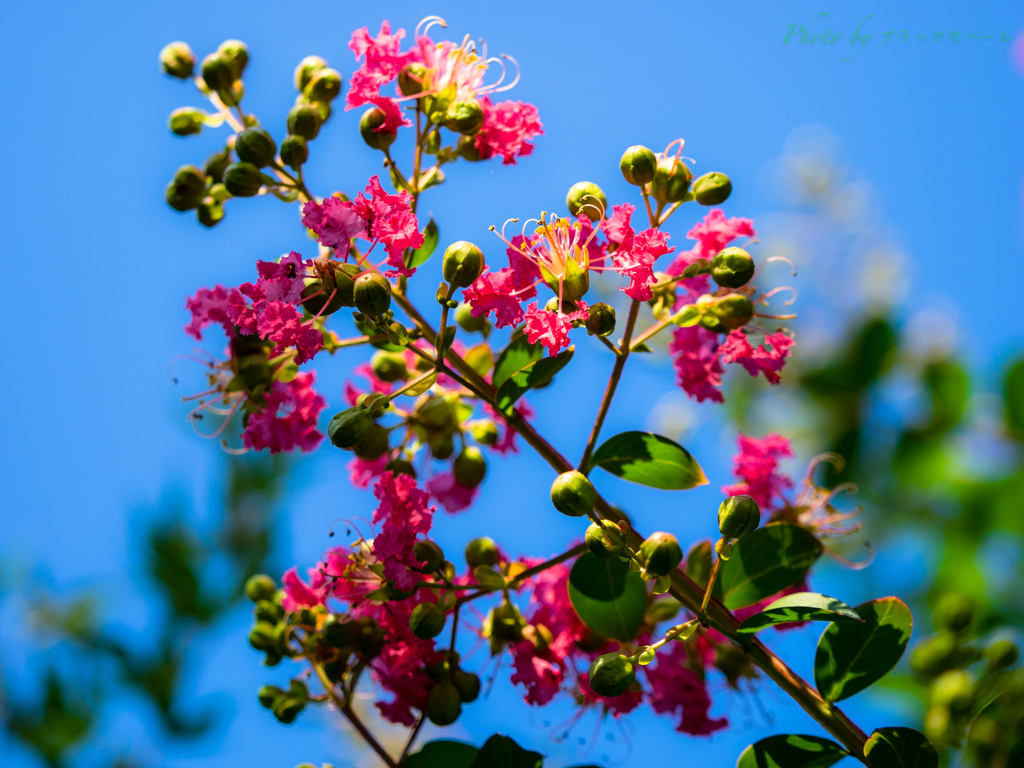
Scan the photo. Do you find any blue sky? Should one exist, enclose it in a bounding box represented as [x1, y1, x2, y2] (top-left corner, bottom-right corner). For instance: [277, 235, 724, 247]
[1, 0, 1022, 766]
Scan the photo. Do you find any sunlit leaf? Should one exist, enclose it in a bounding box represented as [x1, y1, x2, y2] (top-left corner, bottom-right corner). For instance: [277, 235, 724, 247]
[712, 524, 823, 609]
[587, 431, 707, 490]
[737, 592, 863, 633]
[736, 734, 849, 768]
[863, 727, 938, 768]
[406, 218, 439, 268]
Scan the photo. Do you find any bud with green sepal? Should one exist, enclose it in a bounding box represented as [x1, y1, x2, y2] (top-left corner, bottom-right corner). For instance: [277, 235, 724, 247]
[255, 600, 283, 624]
[620, 145, 658, 186]
[588, 653, 636, 697]
[304, 68, 342, 103]
[414, 540, 444, 571]
[585, 302, 616, 337]
[201, 52, 236, 93]
[452, 670, 480, 702]
[165, 165, 206, 211]
[409, 603, 447, 639]
[550, 470, 597, 517]
[984, 640, 1018, 671]
[235, 128, 277, 167]
[294, 56, 327, 92]
[257, 684, 284, 709]
[700, 293, 753, 332]
[426, 682, 462, 725]
[204, 147, 232, 183]
[718, 495, 760, 540]
[280, 135, 308, 169]
[454, 447, 487, 488]
[442, 241, 486, 289]
[465, 537, 500, 569]
[217, 39, 249, 79]
[248, 621, 278, 652]
[711, 247, 755, 289]
[445, 99, 485, 134]
[586, 519, 624, 559]
[398, 62, 428, 96]
[692, 172, 732, 205]
[272, 696, 305, 724]
[936, 593, 975, 633]
[714, 538, 733, 560]
[386, 458, 417, 478]
[353, 424, 389, 460]
[650, 156, 693, 204]
[169, 107, 207, 136]
[470, 419, 499, 445]
[360, 107, 397, 150]
[301, 279, 345, 317]
[245, 574, 277, 602]
[370, 351, 408, 383]
[456, 303, 489, 334]
[160, 41, 195, 79]
[639, 532, 683, 578]
[566, 181, 607, 221]
[223, 162, 263, 197]
[287, 103, 323, 141]
[328, 407, 373, 450]
[910, 632, 967, 678]
[197, 197, 225, 228]
[353, 272, 392, 316]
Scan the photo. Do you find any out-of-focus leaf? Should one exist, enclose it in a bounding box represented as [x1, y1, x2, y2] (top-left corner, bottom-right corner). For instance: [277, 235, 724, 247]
[6, 670, 93, 766]
[922, 359, 968, 432]
[148, 524, 218, 623]
[712, 524, 823, 609]
[863, 727, 938, 768]
[468, 734, 543, 768]
[568, 552, 646, 642]
[1004, 356, 1024, 441]
[736, 734, 849, 768]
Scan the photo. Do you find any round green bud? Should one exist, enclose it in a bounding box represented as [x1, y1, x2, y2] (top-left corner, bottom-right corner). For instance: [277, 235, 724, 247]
[718, 495, 760, 540]
[169, 107, 205, 136]
[301, 279, 344, 316]
[160, 41, 195, 79]
[255, 599, 283, 624]
[453, 447, 487, 488]
[321, 615, 359, 648]
[328, 406, 373, 450]
[294, 55, 327, 92]
[355, 616, 386, 659]
[442, 241, 486, 289]
[204, 148, 232, 184]
[639, 531, 683, 577]
[936, 593, 974, 633]
[445, 99, 485, 134]
[413, 540, 444, 571]
[619, 145, 658, 186]
[245, 574, 277, 602]
[409, 603, 447, 639]
[353, 272, 392, 316]
[197, 198, 225, 228]
[550, 470, 597, 517]
[470, 419, 499, 445]
[458, 139, 483, 162]
[545, 297, 580, 315]
[588, 653, 636, 697]
[359, 107, 397, 151]
[455, 303, 488, 333]
[706, 294, 753, 331]
[386, 458, 417, 478]
[715, 539, 734, 559]
[235, 128, 277, 168]
[398, 62, 428, 96]
[304, 68, 342, 103]
[201, 52, 236, 92]
[692, 172, 732, 205]
[248, 621, 278, 652]
[165, 165, 206, 211]
[910, 632, 961, 678]
[431, 433, 454, 460]
[465, 537, 499, 569]
[585, 302, 616, 337]
[931, 670, 973, 713]
[217, 39, 249, 79]
[586, 519, 624, 560]
[453, 670, 481, 703]
[371, 351, 409, 383]
[426, 682, 462, 726]
[257, 684, 284, 708]
[710, 247, 755, 289]
[272, 696, 305, 724]
[985, 639, 1018, 671]
[650, 157, 694, 204]
[223, 162, 263, 197]
[566, 181, 607, 221]
[287, 104, 322, 140]
[354, 424, 390, 460]
[279, 135, 308, 170]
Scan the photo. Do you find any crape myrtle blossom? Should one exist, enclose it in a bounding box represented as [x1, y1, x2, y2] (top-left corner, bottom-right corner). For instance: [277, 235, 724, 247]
[241, 372, 326, 454]
[723, 432, 795, 512]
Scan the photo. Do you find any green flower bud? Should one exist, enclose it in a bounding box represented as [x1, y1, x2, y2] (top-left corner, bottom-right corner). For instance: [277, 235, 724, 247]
[588, 653, 635, 697]
[304, 68, 342, 103]
[985, 639, 1018, 671]
[294, 55, 327, 92]
[354, 424, 390, 460]
[936, 593, 974, 633]
[650, 157, 693, 204]
[201, 52, 236, 92]
[204, 148, 232, 184]
[586, 519, 624, 559]
[386, 458, 417, 478]
[248, 621, 278, 652]
[430, 433, 454, 460]
[465, 537, 499, 569]
[355, 616, 386, 659]
[360, 107, 397, 150]
[235, 128, 277, 168]
[445, 99, 485, 134]
[710, 247, 755, 289]
[550, 470, 597, 517]
[931, 670, 974, 713]
[692, 172, 732, 205]
[165, 165, 206, 211]
[718, 495, 760, 540]
[160, 41, 195, 79]
[702, 294, 753, 332]
[619, 145, 657, 186]
[442, 241, 486, 289]
[455, 303, 488, 333]
[398, 62, 428, 95]
[328, 407, 373, 450]
[321, 615, 358, 648]
[910, 632, 962, 678]
[370, 351, 408, 383]
[217, 39, 249, 79]
[245, 574, 277, 602]
[566, 181, 607, 221]
[169, 107, 205, 136]
[301, 279, 344, 316]
[197, 198, 225, 228]
[470, 419, 499, 445]
[585, 302, 616, 337]
[413, 540, 444, 571]
[272, 696, 305, 724]
[458, 139, 483, 162]
[258, 684, 284, 708]
[223, 161, 263, 197]
[639, 532, 683, 577]
[426, 682, 462, 726]
[409, 603, 446, 640]
[453, 447, 487, 488]
[255, 599, 283, 624]
[453, 670, 481, 703]
[715, 539, 734, 559]
[279, 135, 308, 170]
[353, 272, 392, 316]
[287, 103, 323, 140]
[545, 297, 580, 315]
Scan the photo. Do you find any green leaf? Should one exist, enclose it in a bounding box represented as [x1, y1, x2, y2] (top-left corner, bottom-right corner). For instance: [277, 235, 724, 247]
[493, 332, 543, 389]
[407, 739, 479, 768]
[468, 734, 543, 768]
[737, 592, 863, 634]
[814, 597, 913, 703]
[712, 524, 823, 609]
[406, 218, 439, 269]
[736, 734, 849, 768]
[495, 346, 574, 411]
[568, 552, 647, 642]
[587, 431, 707, 490]
[1004, 356, 1024, 441]
[863, 727, 938, 768]
[473, 565, 507, 590]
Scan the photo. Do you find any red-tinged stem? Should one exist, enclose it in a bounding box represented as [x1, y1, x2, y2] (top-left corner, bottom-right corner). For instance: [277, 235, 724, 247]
[312, 663, 398, 768]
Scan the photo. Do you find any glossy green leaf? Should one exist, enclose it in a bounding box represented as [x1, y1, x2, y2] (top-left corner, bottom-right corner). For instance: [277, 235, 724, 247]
[468, 734, 543, 768]
[568, 552, 646, 642]
[407, 739, 479, 768]
[587, 431, 707, 490]
[863, 727, 938, 768]
[712, 524, 823, 609]
[473, 565, 506, 590]
[815, 597, 913, 703]
[1004, 356, 1024, 441]
[737, 592, 863, 634]
[493, 332, 543, 389]
[736, 734, 849, 768]
[406, 218, 439, 269]
[495, 346, 574, 411]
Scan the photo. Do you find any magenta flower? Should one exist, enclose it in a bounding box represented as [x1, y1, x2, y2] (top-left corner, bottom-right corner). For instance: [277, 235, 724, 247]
[346, 21, 419, 110]
[300, 196, 368, 257]
[669, 326, 726, 403]
[281, 567, 325, 612]
[722, 432, 794, 511]
[667, 209, 756, 277]
[523, 301, 588, 356]
[644, 642, 727, 735]
[719, 330, 794, 385]
[348, 453, 391, 489]
[241, 372, 326, 454]
[371, 523, 420, 591]
[372, 470, 435, 535]
[510, 642, 563, 705]
[473, 97, 544, 165]
[184, 285, 244, 340]
[426, 471, 478, 513]
[256, 300, 324, 364]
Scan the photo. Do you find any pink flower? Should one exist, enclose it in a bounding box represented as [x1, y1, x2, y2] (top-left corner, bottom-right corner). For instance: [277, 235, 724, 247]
[510, 641, 564, 705]
[602, 203, 636, 250]
[371, 523, 420, 591]
[484, 400, 534, 455]
[722, 432, 794, 511]
[579, 673, 644, 716]
[345, 21, 418, 110]
[669, 326, 725, 403]
[281, 567, 325, 612]
[348, 454, 391, 489]
[719, 330, 794, 385]
[256, 301, 324, 364]
[523, 302, 588, 356]
[520, 561, 587, 659]
[253, 251, 308, 304]
[612, 228, 673, 301]
[301, 197, 368, 257]
[226, 282, 262, 335]
[667, 209, 755, 277]
[367, 95, 411, 132]
[426, 471, 478, 513]
[184, 285, 243, 340]
[644, 642, 727, 735]
[352, 176, 423, 277]
[473, 97, 543, 165]
[373, 471, 435, 534]
[344, 363, 393, 407]
[241, 372, 326, 454]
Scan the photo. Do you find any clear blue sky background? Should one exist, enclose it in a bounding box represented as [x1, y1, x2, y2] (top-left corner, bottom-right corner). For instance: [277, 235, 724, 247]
[2, 0, 1023, 766]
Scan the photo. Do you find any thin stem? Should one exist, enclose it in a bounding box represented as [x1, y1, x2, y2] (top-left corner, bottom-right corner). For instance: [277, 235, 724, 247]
[596, 334, 622, 357]
[700, 556, 723, 613]
[399, 715, 426, 764]
[629, 314, 674, 351]
[435, 282, 457, 360]
[312, 663, 398, 768]
[332, 333, 391, 349]
[386, 369, 437, 401]
[508, 543, 587, 588]
[641, 186, 656, 228]
[658, 199, 686, 227]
